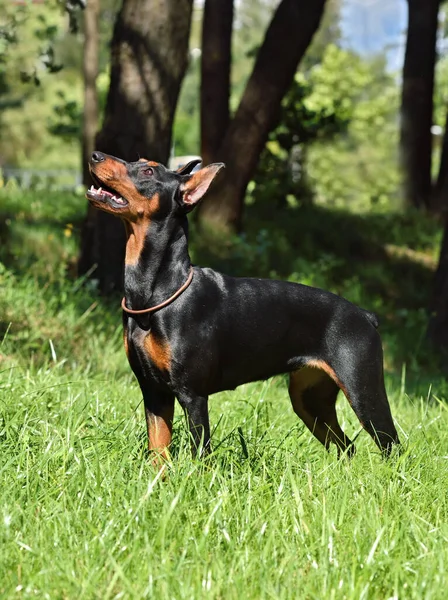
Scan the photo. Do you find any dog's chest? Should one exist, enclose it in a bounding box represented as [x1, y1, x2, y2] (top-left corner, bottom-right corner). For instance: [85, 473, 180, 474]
[125, 324, 172, 382]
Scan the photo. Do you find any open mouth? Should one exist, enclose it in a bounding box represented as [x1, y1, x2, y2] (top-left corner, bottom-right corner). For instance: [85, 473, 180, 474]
[85, 175, 128, 208]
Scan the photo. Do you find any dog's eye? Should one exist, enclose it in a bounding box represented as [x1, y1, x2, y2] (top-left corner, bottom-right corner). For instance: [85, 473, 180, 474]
[143, 167, 154, 176]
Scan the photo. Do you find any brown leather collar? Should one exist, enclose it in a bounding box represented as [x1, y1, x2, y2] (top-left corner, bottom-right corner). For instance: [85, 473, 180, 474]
[121, 266, 194, 315]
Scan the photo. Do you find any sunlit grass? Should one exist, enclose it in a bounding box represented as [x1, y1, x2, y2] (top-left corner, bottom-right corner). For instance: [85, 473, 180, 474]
[1, 189, 448, 598]
[1, 267, 448, 599]
[1, 357, 448, 599]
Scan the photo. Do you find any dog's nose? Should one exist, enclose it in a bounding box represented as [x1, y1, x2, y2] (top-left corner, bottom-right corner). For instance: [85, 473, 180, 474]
[91, 151, 105, 163]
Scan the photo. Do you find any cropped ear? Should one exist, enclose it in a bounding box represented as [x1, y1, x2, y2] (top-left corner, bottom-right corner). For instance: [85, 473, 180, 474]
[176, 159, 202, 175]
[179, 163, 224, 211]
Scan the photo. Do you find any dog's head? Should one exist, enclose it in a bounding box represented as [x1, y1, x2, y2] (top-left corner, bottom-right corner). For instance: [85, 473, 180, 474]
[86, 152, 224, 223]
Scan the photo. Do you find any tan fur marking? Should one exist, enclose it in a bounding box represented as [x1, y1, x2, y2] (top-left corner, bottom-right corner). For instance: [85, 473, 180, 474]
[305, 359, 349, 398]
[146, 406, 174, 462]
[288, 368, 329, 447]
[124, 219, 149, 266]
[118, 183, 159, 215]
[289, 365, 327, 395]
[90, 158, 160, 225]
[122, 193, 159, 266]
[137, 159, 158, 166]
[144, 333, 171, 372]
[147, 413, 173, 450]
[123, 323, 129, 360]
[289, 364, 352, 453]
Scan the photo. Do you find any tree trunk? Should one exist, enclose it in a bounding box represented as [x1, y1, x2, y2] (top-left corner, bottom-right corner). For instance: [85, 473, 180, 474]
[427, 215, 448, 353]
[81, 0, 99, 187]
[433, 108, 448, 211]
[78, 0, 100, 281]
[400, 0, 440, 210]
[78, 0, 194, 293]
[197, 0, 327, 232]
[428, 109, 448, 352]
[200, 0, 233, 167]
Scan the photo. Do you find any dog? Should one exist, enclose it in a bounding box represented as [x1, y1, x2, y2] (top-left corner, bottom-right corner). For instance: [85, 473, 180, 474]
[86, 151, 400, 462]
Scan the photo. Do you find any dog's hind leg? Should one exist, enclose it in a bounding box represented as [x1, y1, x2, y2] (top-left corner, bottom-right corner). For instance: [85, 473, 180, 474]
[288, 367, 354, 456]
[338, 368, 399, 456]
[329, 334, 400, 456]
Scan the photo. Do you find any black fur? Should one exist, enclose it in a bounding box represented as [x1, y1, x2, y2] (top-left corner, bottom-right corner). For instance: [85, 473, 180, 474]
[88, 152, 400, 460]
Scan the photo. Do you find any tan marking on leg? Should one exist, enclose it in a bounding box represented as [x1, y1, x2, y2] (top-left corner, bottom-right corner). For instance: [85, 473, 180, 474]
[146, 411, 174, 452]
[305, 359, 362, 429]
[123, 323, 129, 360]
[146, 404, 174, 468]
[306, 359, 349, 398]
[144, 333, 171, 372]
[289, 364, 353, 453]
[289, 368, 331, 448]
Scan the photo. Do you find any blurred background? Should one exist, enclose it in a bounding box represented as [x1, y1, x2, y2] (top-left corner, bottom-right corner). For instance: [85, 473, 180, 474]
[1, 0, 448, 382]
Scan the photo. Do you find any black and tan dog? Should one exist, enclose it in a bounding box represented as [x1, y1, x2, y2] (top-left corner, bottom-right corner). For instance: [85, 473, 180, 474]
[86, 151, 399, 462]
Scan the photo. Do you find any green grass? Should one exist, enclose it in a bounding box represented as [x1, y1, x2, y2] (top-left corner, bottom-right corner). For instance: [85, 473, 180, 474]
[1, 357, 448, 599]
[1, 187, 448, 598]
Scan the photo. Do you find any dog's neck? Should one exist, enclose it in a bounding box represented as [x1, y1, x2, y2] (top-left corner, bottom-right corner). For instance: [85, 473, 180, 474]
[123, 216, 191, 319]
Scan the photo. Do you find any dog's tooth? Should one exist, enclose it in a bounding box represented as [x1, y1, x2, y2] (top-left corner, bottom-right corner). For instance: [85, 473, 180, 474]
[90, 185, 94, 191]
[98, 187, 102, 194]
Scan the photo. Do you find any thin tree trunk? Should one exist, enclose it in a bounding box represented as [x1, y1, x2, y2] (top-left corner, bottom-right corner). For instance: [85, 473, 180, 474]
[197, 0, 327, 231]
[81, 0, 99, 187]
[78, 0, 194, 293]
[433, 108, 448, 211]
[200, 0, 233, 167]
[428, 109, 448, 352]
[427, 215, 448, 352]
[400, 0, 440, 210]
[78, 0, 100, 280]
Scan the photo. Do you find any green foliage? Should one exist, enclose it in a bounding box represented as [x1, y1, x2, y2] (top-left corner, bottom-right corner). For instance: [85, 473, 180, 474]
[0, 1, 81, 167]
[0, 0, 114, 169]
[304, 45, 371, 122]
[48, 90, 82, 139]
[173, 53, 201, 156]
[0, 4, 23, 97]
[0, 0, 64, 90]
[250, 46, 401, 212]
[434, 55, 448, 128]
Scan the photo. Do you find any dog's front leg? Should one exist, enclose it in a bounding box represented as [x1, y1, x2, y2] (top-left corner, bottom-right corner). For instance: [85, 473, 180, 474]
[140, 387, 175, 465]
[177, 393, 211, 458]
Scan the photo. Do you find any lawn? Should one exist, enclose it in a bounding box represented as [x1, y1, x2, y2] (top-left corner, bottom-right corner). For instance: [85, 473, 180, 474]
[1, 187, 448, 599]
